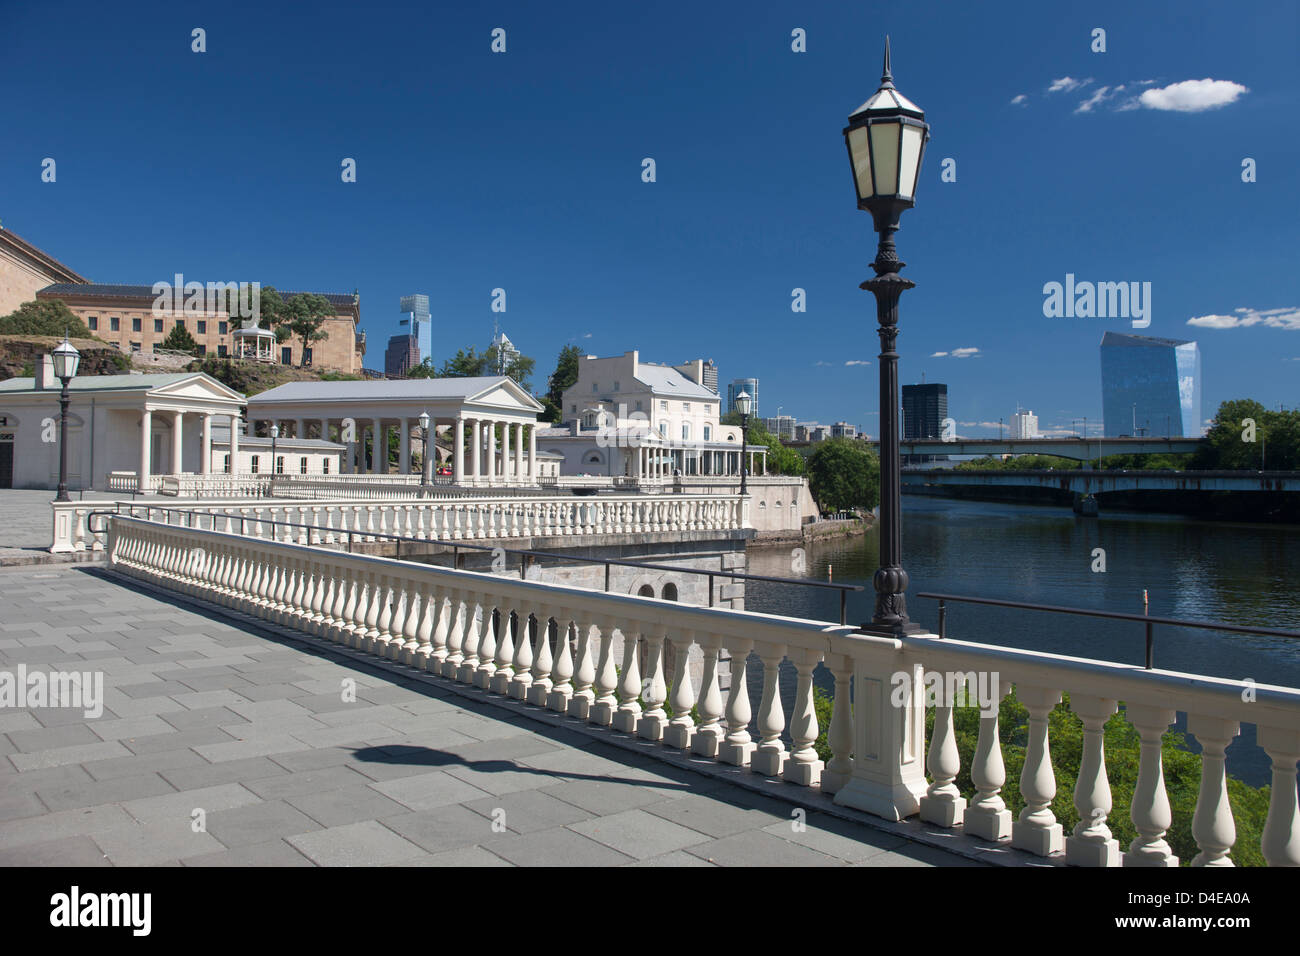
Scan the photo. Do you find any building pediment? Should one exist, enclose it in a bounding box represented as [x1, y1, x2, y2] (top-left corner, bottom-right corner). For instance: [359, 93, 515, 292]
[147, 373, 246, 405]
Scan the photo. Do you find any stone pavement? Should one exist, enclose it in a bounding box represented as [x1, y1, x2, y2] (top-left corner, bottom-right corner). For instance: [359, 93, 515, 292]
[0, 564, 990, 867]
[0, 489, 122, 565]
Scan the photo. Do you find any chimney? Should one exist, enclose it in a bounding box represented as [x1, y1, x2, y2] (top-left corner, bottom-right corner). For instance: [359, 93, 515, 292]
[34, 354, 55, 390]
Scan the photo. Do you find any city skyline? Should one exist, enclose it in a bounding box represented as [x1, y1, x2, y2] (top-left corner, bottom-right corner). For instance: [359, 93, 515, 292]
[3, 0, 1295, 432]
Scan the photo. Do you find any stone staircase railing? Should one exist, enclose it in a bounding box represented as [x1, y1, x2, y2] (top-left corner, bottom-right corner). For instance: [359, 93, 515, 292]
[104, 514, 1300, 866]
[52, 493, 748, 553]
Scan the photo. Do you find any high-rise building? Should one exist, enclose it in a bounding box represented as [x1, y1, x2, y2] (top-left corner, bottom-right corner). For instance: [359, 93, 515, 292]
[1011, 408, 1039, 439]
[490, 327, 520, 374]
[727, 378, 759, 417]
[902, 383, 948, 439]
[764, 415, 795, 440]
[831, 421, 857, 439]
[1100, 332, 1201, 437]
[384, 334, 419, 377]
[399, 294, 430, 366]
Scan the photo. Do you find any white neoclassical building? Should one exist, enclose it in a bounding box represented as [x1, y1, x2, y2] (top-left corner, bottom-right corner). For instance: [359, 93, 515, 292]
[543, 351, 767, 479]
[244, 376, 545, 485]
[0, 360, 245, 491]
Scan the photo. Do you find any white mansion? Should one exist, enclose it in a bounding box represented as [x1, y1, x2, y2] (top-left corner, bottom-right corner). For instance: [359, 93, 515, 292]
[537, 351, 766, 479]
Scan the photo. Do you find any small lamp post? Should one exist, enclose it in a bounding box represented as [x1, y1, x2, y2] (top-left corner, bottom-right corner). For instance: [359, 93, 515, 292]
[843, 36, 930, 633]
[418, 411, 432, 485]
[735, 390, 752, 495]
[269, 424, 279, 481]
[51, 335, 81, 502]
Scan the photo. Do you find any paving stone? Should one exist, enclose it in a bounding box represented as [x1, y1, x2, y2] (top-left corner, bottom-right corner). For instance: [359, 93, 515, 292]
[193, 734, 308, 763]
[204, 800, 322, 848]
[370, 770, 494, 812]
[541, 778, 671, 816]
[0, 789, 47, 822]
[37, 772, 178, 813]
[461, 789, 596, 834]
[642, 792, 791, 839]
[121, 783, 260, 824]
[159, 756, 288, 792]
[627, 849, 719, 867]
[83, 747, 209, 782]
[9, 739, 132, 771]
[0, 803, 134, 850]
[483, 825, 635, 867]
[159, 705, 249, 731]
[683, 830, 848, 867]
[760, 813, 910, 863]
[7, 722, 101, 753]
[287, 785, 413, 828]
[88, 714, 178, 742]
[183, 838, 316, 867]
[443, 762, 562, 797]
[92, 818, 228, 866]
[243, 765, 370, 800]
[568, 808, 712, 860]
[0, 835, 111, 866]
[286, 820, 425, 866]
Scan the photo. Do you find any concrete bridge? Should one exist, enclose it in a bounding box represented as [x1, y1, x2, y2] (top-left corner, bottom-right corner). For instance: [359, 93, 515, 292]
[903, 468, 1300, 495]
[879, 437, 1204, 460]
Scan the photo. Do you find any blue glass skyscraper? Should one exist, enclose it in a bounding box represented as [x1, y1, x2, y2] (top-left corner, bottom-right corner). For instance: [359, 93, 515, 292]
[399, 294, 431, 366]
[1100, 332, 1201, 437]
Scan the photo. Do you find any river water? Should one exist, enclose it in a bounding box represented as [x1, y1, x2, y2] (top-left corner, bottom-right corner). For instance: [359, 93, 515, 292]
[744, 496, 1300, 786]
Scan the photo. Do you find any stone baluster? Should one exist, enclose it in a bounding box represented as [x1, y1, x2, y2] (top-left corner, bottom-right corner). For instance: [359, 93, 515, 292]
[719, 639, 755, 766]
[348, 571, 372, 649]
[820, 654, 854, 794]
[613, 627, 642, 733]
[784, 647, 824, 787]
[1012, 685, 1064, 856]
[691, 635, 725, 758]
[456, 592, 481, 683]
[589, 618, 619, 727]
[490, 610, 516, 695]
[410, 588, 436, 668]
[568, 618, 597, 719]
[526, 611, 554, 706]
[475, 604, 498, 689]
[386, 576, 410, 660]
[919, 672, 967, 826]
[1258, 726, 1300, 867]
[547, 616, 576, 713]
[508, 612, 534, 700]
[663, 629, 697, 750]
[427, 590, 450, 672]
[751, 644, 788, 776]
[1066, 695, 1120, 866]
[442, 589, 465, 677]
[964, 683, 1012, 841]
[1123, 703, 1179, 866]
[637, 625, 670, 741]
[1188, 714, 1240, 867]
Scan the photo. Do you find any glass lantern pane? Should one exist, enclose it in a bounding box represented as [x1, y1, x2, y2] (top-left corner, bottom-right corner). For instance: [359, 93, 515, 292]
[869, 122, 900, 197]
[898, 124, 924, 200]
[848, 127, 873, 199]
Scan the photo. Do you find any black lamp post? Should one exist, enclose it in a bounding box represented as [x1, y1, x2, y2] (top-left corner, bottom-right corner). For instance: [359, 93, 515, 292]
[843, 37, 929, 633]
[51, 336, 81, 502]
[734, 390, 752, 495]
[418, 411, 432, 485]
[269, 423, 279, 484]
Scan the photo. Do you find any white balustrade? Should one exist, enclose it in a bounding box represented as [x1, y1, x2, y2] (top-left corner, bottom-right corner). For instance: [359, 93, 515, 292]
[105, 515, 1300, 867]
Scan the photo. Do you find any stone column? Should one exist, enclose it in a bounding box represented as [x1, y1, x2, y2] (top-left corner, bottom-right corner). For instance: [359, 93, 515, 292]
[295, 418, 305, 440]
[319, 418, 328, 441]
[229, 414, 240, 474]
[139, 409, 152, 487]
[200, 414, 213, 474]
[471, 419, 481, 483]
[514, 422, 524, 483]
[371, 418, 383, 473]
[454, 417, 465, 484]
[171, 410, 184, 475]
[399, 418, 410, 474]
[528, 424, 537, 483]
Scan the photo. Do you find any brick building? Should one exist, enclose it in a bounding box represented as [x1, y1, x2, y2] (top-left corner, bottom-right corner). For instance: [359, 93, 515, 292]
[0, 228, 89, 316]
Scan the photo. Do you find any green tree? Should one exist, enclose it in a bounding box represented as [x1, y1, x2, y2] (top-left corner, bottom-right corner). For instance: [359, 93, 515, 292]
[0, 299, 92, 338]
[439, 347, 488, 377]
[543, 344, 582, 423]
[721, 413, 804, 476]
[159, 322, 199, 354]
[276, 292, 333, 366]
[1193, 399, 1299, 471]
[806, 438, 880, 512]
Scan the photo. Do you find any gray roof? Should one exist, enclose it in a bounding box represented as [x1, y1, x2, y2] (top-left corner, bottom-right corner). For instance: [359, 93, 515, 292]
[210, 422, 342, 450]
[0, 372, 195, 394]
[1101, 331, 1195, 348]
[249, 376, 541, 408]
[633, 365, 717, 399]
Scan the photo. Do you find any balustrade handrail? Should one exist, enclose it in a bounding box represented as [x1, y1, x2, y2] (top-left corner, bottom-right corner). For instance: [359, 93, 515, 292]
[918, 591, 1300, 670]
[90, 505, 858, 621]
[102, 514, 1300, 867]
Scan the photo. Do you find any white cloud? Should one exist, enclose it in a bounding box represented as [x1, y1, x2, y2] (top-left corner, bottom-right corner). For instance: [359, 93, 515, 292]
[1048, 77, 1090, 93]
[931, 347, 980, 358]
[1010, 93, 1029, 106]
[1187, 306, 1300, 330]
[1075, 85, 1115, 113]
[845, 359, 871, 366]
[1139, 78, 1248, 112]
[814, 360, 833, 366]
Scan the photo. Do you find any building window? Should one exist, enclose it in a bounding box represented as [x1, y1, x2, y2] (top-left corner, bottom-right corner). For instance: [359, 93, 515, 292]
[635, 400, 642, 411]
[683, 403, 691, 411]
[110, 317, 120, 332]
[682, 424, 690, 441]
[300, 457, 308, 474]
[613, 381, 620, 391]
[130, 317, 140, 332]
[703, 425, 711, 440]
[175, 318, 185, 329]
[276, 456, 285, 474]
[302, 347, 312, 366]
[153, 318, 163, 333]
[130, 342, 141, 352]
[87, 316, 98, 330]
[217, 345, 228, 357]
[660, 400, 668, 411]
[570, 404, 576, 413]
[250, 456, 260, 473]
[196, 345, 206, 356]
[323, 458, 330, 474]
[197, 320, 207, 334]
[592, 383, 598, 392]
[659, 423, 667, 437]
[223, 454, 231, 474]
[281, 346, 292, 364]
[219, 321, 228, 335]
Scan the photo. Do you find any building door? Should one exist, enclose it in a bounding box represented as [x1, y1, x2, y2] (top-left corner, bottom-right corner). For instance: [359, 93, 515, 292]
[0, 438, 12, 488]
[281, 346, 293, 365]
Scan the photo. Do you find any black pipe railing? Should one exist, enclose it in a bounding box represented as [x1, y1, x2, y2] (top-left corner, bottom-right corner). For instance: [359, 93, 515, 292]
[917, 591, 1300, 670]
[90, 504, 863, 624]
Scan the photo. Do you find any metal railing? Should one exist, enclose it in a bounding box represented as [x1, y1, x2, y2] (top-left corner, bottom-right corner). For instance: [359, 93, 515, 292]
[89, 505, 862, 623]
[918, 591, 1300, 669]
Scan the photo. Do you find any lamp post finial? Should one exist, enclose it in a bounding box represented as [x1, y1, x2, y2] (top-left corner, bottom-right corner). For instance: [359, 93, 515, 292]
[881, 35, 894, 88]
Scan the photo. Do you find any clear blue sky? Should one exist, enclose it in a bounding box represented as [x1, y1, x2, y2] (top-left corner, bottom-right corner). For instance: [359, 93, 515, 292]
[3, 0, 1296, 436]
